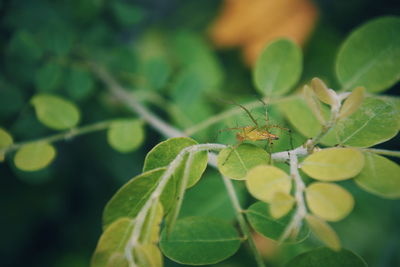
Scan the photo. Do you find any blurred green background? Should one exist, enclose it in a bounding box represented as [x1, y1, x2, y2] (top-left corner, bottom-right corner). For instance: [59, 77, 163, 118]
[0, 0, 399, 266]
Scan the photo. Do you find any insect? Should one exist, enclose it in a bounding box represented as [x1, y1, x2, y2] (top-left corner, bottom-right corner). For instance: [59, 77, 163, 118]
[220, 100, 292, 164]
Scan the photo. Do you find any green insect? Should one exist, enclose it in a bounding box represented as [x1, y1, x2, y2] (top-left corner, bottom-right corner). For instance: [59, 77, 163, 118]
[220, 100, 292, 164]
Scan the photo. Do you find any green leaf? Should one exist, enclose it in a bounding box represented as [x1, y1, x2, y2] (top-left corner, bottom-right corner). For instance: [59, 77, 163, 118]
[107, 119, 144, 153]
[31, 94, 80, 130]
[246, 165, 291, 202]
[278, 96, 326, 138]
[305, 215, 341, 251]
[305, 182, 354, 221]
[246, 202, 309, 242]
[286, 247, 367, 267]
[270, 192, 295, 219]
[354, 152, 400, 199]
[102, 168, 175, 229]
[171, 31, 223, 92]
[336, 16, 400, 92]
[179, 173, 246, 221]
[311, 78, 335, 105]
[217, 144, 270, 180]
[159, 217, 241, 265]
[65, 66, 95, 101]
[111, 1, 146, 26]
[35, 62, 63, 92]
[133, 244, 163, 267]
[7, 31, 43, 62]
[142, 57, 171, 91]
[91, 218, 134, 267]
[339, 87, 365, 119]
[14, 142, 56, 171]
[322, 97, 399, 147]
[303, 85, 326, 124]
[0, 128, 13, 162]
[143, 137, 208, 188]
[301, 148, 364, 181]
[253, 39, 302, 96]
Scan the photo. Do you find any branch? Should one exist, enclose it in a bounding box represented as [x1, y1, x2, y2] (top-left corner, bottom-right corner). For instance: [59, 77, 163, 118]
[278, 151, 307, 243]
[90, 63, 184, 138]
[124, 144, 226, 266]
[221, 175, 266, 267]
[184, 96, 292, 136]
[0, 121, 111, 155]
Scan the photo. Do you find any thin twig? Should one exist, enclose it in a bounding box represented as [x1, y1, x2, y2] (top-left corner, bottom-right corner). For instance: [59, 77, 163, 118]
[184, 96, 292, 136]
[221, 176, 266, 267]
[1, 121, 112, 155]
[91, 63, 184, 138]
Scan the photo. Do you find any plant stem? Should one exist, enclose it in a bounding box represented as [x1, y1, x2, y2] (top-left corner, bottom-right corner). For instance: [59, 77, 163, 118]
[279, 151, 307, 243]
[221, 175, 266, 267]
[184, 96, 292, 136]
[362, 148, 400, 158]
[1, 121, 111, 155]
[91, 63, 184, 138]
[125, 144, 226, 266]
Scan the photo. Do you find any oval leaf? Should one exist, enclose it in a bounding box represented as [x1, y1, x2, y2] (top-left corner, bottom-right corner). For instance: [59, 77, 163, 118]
[306, 182, 354, 221]
[246, 201, 309, 242]
[253, 38, 302, 96]
[354, 152, 400, 199]
[31, 94, 80, 130]
[286, 247, 367, 267]
[270, 192, 295, 219]
[14, 142, 56, 171]
[0, 128, 13, 162]
[305, 214, 341, 251]
[217, 144, 270, 180]
[91, 218, 134, 267]
[102, 168, 175, 229]
[159, 217, 241, 265]
[179, 173, 246, 221]
[246, 165, 291, 202]
[311, 77, 335, 105]
[143, 137, 208, 188]
[303, 85, 326, 124]
[301, 148, 364, 181]
[278, 96, 328, 138]
[322, 97, 399, 147]
[107, 119, 144, 153]
[336, 16, 400, 92]
[339, 87, 365, 119]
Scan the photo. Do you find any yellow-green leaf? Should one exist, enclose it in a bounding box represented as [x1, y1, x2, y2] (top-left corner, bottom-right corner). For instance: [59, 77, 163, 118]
[354, 152, 400, 199]
[305, 214, 341, 251]
[133, 244, 163, 267]
[0, 128, 13, 162]
[301, 148, 364, 181]
[31, 94, 80, 130]
[311, 77, 335, 105]
[339, 87, 365, 119]
[245, 165, 291, 202]
[107, 119, 144, 153]
[91, 218, 134, 267]
[217, 144, 270, 180]
[270, 192, 295, 219]
[14, 142, 56, 171]
[303, 85, 326, 124]
[305, 182, 354, 221]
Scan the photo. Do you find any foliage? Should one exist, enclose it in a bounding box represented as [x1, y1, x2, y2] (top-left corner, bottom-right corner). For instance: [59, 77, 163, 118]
[0, 1, 399, 267]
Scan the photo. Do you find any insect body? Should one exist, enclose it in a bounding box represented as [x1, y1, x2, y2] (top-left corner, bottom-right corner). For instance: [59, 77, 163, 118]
[220, 100, 291, 165]
[236, 126, 279, 142]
